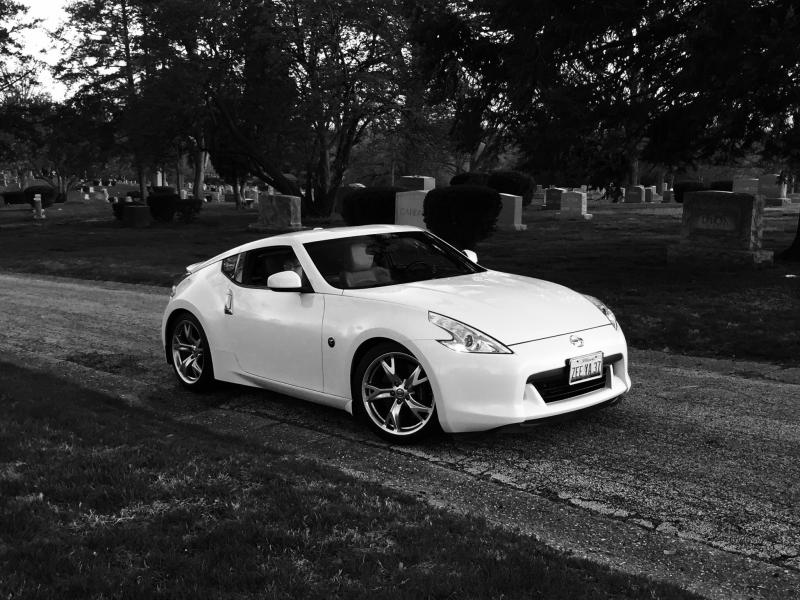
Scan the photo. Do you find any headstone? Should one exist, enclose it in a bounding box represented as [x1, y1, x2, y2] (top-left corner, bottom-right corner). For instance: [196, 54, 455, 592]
[559, 191, 592, 221]
[757, 173, 789, 207]
[394, 190, 428, 228]
[532, 185, 546, 208]
[662, 190, 673, 203]
[243, 187, 258, 208]
[625, 185, 645, 203]
[732, 178, 759, 196]
[67, 190, 85, 203]
[544, 187, 566, 210]
[496, 193, 527, 230]
[88, 188, 109, 202]
[250, 194, 302, 231]
[667, 191, 772, 266]
[397, 175, 435, 191]
[32, 194, 46, 220]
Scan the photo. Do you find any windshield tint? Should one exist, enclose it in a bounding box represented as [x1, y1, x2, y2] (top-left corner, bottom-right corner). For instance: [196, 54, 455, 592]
[304, 231, 485, 289]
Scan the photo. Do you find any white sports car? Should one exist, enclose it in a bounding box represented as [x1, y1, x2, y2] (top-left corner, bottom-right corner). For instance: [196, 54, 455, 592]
[162, 224, 631, 442]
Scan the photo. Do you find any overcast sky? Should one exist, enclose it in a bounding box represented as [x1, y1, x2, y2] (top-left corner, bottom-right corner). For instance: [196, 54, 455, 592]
[22, 0, 69, 98]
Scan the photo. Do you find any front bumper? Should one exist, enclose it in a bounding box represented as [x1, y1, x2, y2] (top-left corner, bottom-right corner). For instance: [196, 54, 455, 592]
[416, 324, 631, 433]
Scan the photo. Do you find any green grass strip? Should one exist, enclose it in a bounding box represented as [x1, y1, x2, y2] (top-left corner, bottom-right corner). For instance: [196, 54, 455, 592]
[0, 361, 700, 599]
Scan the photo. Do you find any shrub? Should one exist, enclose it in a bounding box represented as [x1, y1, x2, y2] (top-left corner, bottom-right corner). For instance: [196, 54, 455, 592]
[708, 180, 733, 192]
[341, 186, 401, 226]
[488, 170, 536, 207]
[175, 197, 203, 223]
[672, 181, 708, 203]
[2, 191, 27, 205]
[147, 187, 178, 222]
[423, 185, 502, 250]
[23, 185, 57, 208]
[451, 170, 536, 206]
[450, 172, 490, 187]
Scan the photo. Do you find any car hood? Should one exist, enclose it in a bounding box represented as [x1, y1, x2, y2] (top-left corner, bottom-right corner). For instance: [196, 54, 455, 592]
[342, 270, 610, 345]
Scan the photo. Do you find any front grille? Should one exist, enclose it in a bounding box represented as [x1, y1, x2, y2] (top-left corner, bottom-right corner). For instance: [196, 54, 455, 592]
[527, 353, 620, 404]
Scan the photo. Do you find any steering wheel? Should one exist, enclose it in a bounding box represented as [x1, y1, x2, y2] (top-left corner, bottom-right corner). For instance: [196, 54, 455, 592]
[402, 261, 436, 279]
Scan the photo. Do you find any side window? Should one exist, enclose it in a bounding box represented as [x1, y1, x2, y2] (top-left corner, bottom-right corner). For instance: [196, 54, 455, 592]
[238, 246, 305, 287]
[221, 254, 240, 282]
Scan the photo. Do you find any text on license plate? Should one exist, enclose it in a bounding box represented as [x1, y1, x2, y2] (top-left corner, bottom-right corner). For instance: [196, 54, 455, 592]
[568, 351, 604, 385]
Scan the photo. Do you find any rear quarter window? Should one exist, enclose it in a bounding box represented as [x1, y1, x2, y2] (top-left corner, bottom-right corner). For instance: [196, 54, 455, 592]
[221, 254, 240, 282]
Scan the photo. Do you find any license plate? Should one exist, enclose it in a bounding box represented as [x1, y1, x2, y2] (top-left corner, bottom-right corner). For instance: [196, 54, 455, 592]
[568, 351, 604, 385]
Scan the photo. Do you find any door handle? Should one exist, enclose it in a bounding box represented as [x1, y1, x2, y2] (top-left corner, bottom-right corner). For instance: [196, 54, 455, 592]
[224, 290, 233, 315]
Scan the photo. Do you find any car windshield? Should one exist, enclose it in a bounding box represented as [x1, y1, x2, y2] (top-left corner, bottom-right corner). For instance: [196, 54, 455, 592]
[304, 231, 485, 290]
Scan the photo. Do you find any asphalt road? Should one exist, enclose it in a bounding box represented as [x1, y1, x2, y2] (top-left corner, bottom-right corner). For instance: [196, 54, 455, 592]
[1, 271, 799, 599]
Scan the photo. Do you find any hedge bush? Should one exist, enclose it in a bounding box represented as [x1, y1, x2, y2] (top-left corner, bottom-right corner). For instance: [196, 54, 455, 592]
[23, 185, 57, 208]
[451, 170, 535, 206]
[2, 191, 27, 205]
[146, 187, 178, 222]
[423, 185, 502, 250]
[175, 197, 203, 223]
[450, 172, 490, 187]
[672, 181, 708, 203]
[708, 180, 733, 192]
[341, 186, 401, 226]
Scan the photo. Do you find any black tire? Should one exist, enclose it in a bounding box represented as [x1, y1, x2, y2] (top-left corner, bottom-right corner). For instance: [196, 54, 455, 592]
[352, 342, 440, 443]
[169, 313, 215, 391]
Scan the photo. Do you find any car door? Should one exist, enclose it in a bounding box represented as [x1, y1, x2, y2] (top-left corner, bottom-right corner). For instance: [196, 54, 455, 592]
[222, 245, 325, 391]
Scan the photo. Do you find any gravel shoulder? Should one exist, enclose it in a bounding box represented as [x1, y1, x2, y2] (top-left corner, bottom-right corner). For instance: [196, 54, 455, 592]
[1, 271, 798, 599]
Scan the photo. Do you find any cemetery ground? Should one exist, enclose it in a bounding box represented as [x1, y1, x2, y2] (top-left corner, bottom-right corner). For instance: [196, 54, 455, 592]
[1, 198, 800, 599]
[1, 199, 799, 367]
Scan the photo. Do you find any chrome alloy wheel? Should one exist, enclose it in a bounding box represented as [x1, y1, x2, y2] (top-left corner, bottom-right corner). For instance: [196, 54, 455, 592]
[361, 351, 435, 437]
[171, 318, 207, 385]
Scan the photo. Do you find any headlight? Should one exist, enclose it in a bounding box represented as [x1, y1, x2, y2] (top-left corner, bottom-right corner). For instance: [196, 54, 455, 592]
[583, 295, 618, 330]
[428, 312, 512, 354]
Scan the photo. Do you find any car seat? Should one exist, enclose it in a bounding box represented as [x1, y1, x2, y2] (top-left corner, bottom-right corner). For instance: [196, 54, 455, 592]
[341, 242, 392, 288]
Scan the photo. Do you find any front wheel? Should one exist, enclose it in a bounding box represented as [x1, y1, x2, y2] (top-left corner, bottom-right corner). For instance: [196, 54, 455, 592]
[352, 342, 440, 443]
[169, 313, 215, 391]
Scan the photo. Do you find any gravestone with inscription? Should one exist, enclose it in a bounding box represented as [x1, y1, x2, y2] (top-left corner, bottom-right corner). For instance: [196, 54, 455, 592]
[544, 187, 566, 210]
[667, 191, 772, 266]
[394, 190, 428, 228]
[559, 191, 592, 220]
[733, 177, 759, 196]
[644, 186, 660, 203]
[625, 185, 645, 203]
[496, 193, 527, 230]
[250, 194, 302, 231]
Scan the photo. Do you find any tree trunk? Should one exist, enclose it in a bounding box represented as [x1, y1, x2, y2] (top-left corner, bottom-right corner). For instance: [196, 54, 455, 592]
[233, 178, 241, 210]
[192, 149, 206, 201]
[137, 165, 147, 200]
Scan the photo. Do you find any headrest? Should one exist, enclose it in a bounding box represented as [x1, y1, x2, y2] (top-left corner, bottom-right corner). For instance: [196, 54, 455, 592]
[347, 243, 374, 271]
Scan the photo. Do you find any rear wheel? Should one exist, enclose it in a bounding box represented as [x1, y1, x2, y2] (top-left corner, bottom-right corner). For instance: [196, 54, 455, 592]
[352, 342, 439, 443]
[169, 313, 215, 391]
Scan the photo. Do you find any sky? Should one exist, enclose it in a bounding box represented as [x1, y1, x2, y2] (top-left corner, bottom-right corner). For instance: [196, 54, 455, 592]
[20, 0, 69, 98]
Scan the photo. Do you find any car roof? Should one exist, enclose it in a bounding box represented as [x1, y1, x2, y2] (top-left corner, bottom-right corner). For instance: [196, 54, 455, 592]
[186, 224, 424, 273]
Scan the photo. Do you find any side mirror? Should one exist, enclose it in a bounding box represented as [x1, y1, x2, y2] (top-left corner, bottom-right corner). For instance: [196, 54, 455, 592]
[463, 249, 478, 263]
[267, 270, 303, 292]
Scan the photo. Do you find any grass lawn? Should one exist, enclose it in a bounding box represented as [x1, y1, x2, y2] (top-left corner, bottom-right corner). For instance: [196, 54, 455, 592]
[1, 199, 799, 365]
[0, 361, 701, 599]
